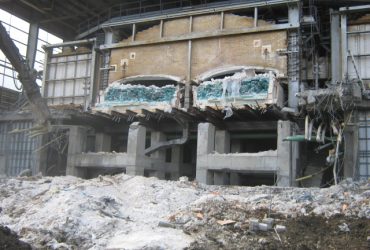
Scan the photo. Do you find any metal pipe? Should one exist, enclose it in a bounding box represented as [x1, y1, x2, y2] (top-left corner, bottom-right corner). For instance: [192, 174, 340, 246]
[144, 124, 189, 155]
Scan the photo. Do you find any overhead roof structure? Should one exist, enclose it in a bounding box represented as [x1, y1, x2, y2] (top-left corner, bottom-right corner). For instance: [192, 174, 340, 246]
[0, 0, 368, 40]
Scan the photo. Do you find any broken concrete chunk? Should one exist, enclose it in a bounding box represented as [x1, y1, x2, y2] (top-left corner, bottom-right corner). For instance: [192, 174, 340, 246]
[275, 225, 286, 233]
[18, 169, 32, 177]
[249, 218, 259, 231]
[216, 219, 236, 226]
[262, 218, 274, 230]
[258, 223, 268, 231]
[158, 221, 176, 229]
[338, 223, 350, 232]
[179, 176, 189, 182]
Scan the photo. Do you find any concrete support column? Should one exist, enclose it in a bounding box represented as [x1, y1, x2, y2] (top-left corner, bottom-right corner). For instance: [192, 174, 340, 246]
[104, 29, 120, 45]
[151, 131, 166, 179]
[170, 145, 183, 180]
[277, 120, 298, 187]
[196, 123, 215, 184]
[343, 124, 358, 179]
[26, 22, 39, 69]
[197, 123, 215, 155]
[0, 154, 5, 176]
[95, 133, 111, 152]
[214, 171, 230, 185]
[215, 130, 230, 154]
[231, 140, 242, 153]
[66, 126, 88, 178]
[126, 122, 146, 176]
[230, 172, 240, 185]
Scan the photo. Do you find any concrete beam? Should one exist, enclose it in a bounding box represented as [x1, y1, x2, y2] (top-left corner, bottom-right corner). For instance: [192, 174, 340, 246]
[198, 153, 277, 172]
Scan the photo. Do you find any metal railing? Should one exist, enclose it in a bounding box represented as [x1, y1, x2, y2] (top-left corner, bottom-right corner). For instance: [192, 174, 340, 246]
[78, 0, 279, 35]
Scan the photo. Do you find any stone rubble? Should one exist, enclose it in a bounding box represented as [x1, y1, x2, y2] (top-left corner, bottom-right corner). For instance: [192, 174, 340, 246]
[0, 174, 368, 249]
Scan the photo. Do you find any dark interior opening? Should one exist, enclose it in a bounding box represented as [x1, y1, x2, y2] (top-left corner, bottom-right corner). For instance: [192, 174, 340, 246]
[238, 173, 276, 186]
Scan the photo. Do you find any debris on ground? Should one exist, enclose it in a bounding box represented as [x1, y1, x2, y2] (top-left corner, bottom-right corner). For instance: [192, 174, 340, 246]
[0, 175, 369, 249]
[0, 225, 31, 250]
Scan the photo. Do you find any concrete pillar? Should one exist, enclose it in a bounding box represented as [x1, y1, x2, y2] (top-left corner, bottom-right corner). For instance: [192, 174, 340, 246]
[197, 123, 215, 155]
[0, 154, 5, 176]
[330, 10, 341, 84]
[95, 133, 111, 152]
[197, 169, 214, 185]
[150, 131, 166, 161]
[150, 131, 166, 179]
[104, 29, 120, 45]
[196, 123, 215, 184]
[35, 134, 48, 175]
[277, 120, 298, 187]
[343, 124, 358, 179]
[126, 122, 146, 176]
[66, 126, 88, 178]
[230, 172, 240, 185]
[170, 145, 183, 180]
[26, 22, 39, 69]
[231, 140, 242, 153]
[288, 4, 300, 26]
[214, 171, 230, 185]
[215, 130, 230, 154]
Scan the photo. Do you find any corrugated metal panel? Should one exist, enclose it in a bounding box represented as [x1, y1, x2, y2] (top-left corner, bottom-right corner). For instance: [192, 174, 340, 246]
[44, 52, 92, 106]
[0, 121, 40, 176]
[347, 24, 370, 88]
[358, 111, 370, 179]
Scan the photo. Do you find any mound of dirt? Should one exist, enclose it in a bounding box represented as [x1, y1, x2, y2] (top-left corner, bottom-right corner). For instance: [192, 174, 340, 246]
[179, 200, 370, 250]
[0, 226, 31, 250]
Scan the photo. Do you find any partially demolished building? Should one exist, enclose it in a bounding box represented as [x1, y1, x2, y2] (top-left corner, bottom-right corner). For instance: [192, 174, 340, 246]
[0, 0, 369, 187]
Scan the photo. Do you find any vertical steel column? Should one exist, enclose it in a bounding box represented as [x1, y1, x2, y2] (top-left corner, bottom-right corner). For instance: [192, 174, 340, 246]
[287, 4, 300, 109]
[341, 13, 348, 80]
[330, 10, 341, 83]
[220, 11, 224, 30]
[254, 7, 258, 27]
[159, 19, 164, 38]
[185, 16, 193, 109]
[26, 22, 39, 69]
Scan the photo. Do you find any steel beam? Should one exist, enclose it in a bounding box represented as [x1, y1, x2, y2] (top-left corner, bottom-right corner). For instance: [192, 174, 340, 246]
[330, 10, 341, 83]
[26, 22, 39, 70]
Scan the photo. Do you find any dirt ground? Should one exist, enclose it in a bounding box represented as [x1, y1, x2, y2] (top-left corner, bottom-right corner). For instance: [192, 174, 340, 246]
[182, 200, 370, 250]
[0, 226, 31, 250]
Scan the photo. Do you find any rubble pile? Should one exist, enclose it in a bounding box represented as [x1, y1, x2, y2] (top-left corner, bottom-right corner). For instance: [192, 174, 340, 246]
[0, 175, 369, 249]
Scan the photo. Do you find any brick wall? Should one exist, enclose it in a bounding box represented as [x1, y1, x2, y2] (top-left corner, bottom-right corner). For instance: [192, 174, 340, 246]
[109, 13, 287, 84]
